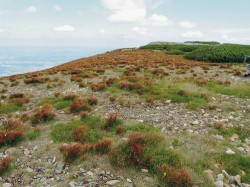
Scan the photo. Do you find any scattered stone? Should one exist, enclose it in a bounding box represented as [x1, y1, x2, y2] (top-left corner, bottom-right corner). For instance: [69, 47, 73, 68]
[203, 170, 215, 182]
[69, 181, 77, 187]
[26, 167, 33, 173]
[126, 178, 132, 183]
[54, 163, 65, 174]
[237, 147, 246, 154]
[214, 181, 223, 187]
[5, 148, 18, 156]
[106, 180, 120, 186]
[86, 171, 93, 176]
[33, 146, 38, 151]
[242, 183, 250, 187]
[23, 149, 30, 156]
[217, 174, 224, 181]
[214, 135, 224, 141]
[141, 169, 148, 173]
[2, 183, 11, 187]
[191, 120, 199, 125]
[230, 134, 239, 141]
[226, 148, 235, 155]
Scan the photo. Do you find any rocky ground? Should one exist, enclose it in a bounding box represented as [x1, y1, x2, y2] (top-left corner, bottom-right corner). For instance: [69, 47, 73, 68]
[0, 49, 249, 187]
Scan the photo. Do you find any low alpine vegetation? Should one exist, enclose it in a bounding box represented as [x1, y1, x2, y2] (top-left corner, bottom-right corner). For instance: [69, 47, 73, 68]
[31, 104, 56, 124]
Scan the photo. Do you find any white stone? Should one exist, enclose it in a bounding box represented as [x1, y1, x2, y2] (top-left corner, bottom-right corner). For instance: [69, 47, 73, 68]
[23, 149, 30, 156]
[141, 169, 148, 173]
[214, 181, 223, 187]
[26, 168, 33, 173]
[2, 183, 11, 187]
[217, 174, 224, 181]
[192, 120, 199, 125]
[86, 171, 93, 176]
[237, 147, 245, 154]
[126, 178, 132, 183]
[106, 180, 120, 186]
[33, 146, 38, 151]
[226, 148, 235, 155]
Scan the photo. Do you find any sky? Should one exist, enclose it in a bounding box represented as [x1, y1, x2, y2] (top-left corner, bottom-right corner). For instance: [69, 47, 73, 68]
[0, 0, 250, 48]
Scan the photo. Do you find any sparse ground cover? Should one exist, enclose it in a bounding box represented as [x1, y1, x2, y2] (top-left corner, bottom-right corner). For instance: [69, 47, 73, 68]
[0, 48, 249, 186]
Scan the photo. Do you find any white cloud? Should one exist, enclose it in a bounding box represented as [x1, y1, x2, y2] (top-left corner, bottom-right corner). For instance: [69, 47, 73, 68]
[213, 28, 250, 34]
[54, 5, 61, 12]
[146, 0, 165, 10]
[182, 31, 203, 38]
[148, 14, 173, 26]
[99, 28, 106, 33]
[179, 21, 197, 28]
[102, 0, 146, 22]
[0, 28, 4, 33]
[222, 34, 250, 43]
[53, 25, 75, 32]
[25, 6, 37, 13]
[132, 26, 151, 35]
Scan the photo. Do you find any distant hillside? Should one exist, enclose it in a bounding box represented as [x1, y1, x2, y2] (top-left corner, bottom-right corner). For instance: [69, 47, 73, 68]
[141, 41, 250, 63]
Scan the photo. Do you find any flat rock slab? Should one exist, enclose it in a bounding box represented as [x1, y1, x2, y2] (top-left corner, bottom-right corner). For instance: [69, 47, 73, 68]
[106, 180, 120, 186]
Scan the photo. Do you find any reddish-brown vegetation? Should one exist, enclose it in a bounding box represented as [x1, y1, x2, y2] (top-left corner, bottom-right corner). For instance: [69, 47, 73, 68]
[102, 113, 118, 130]
[59, 143, 91, 162]
[32, 104, 56, 124]
[93, 138, 112, 154]
[9, 93, 24, 99]
[91, 82, 106, 91]
[72, 126, 89, 143]
[0, 157, 12, 174]
[69, 98, 92, 113]
[87, 96, 98, 105]
[158, 163, 193, 187]
[0, 130, 23, 146]
[24, 77, 49, 84]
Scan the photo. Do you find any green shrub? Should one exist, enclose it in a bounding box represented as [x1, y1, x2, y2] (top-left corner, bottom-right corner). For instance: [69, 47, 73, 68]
[109, 131, 182, 173]
[0, 103, 22, 114]
[102, 113, 123, 131]
[25, 127, 42, 140]
[81, 115, 103, 129]
[51, 120, 84, 142]
[185, 44, 250, 63]
[166, 50, 185, 55]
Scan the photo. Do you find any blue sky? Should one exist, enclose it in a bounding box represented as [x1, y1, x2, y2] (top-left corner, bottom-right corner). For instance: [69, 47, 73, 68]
[0, 0, 250, 48]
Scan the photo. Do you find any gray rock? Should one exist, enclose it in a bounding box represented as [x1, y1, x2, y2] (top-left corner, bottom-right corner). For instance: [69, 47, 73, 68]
[5, 148, 18, 156]
[69, 181, 77, 187]
[23, 149, 30, 156]
[242, 183, 250, 187]
[106, 180, 120, 186]
[217, 173, 224, 181]
[226, 148, 235, 155]
[54, 162, 65, 174]
[126, 178, 132, 183]
[203, 170, 215, 182]
[86, 171, 93, 176]
[2, 183, 11, 187]
[214, 181, 223, 187]
[141, 169, 148, 173]
[237, 147, 246, 154]
[33, 146, 38, 151]
[192, 120, 199, 125]
[26, 167, 33, 173]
